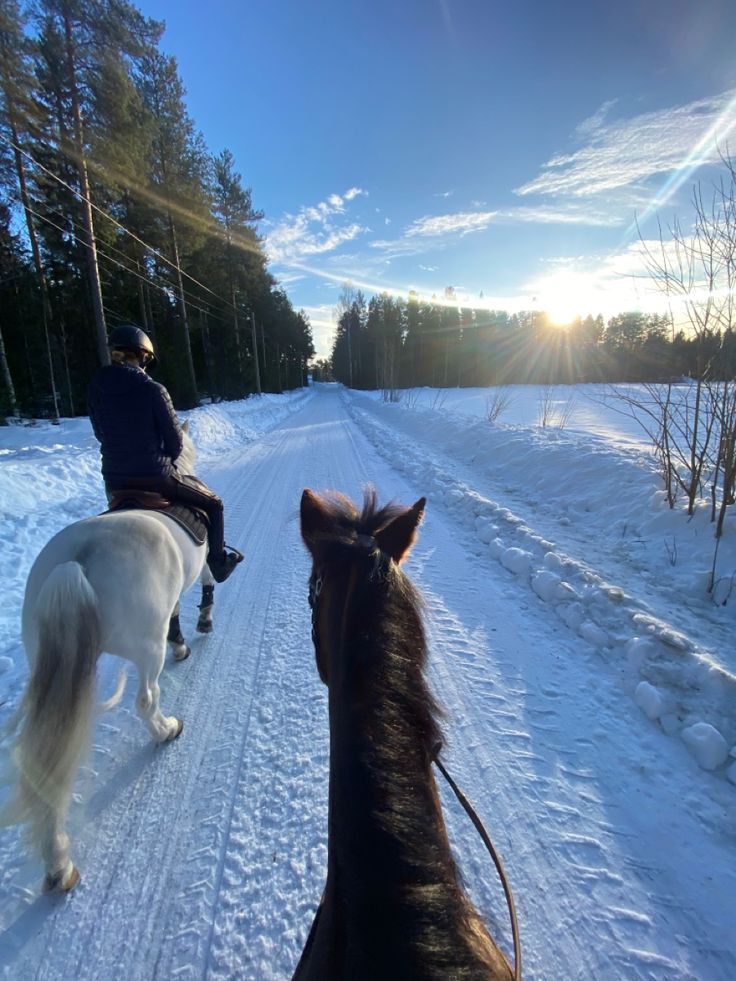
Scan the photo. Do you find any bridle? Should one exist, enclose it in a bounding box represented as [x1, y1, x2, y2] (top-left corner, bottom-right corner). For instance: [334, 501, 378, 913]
[308, 570, 324, 651]
[307, 553, 522, 981]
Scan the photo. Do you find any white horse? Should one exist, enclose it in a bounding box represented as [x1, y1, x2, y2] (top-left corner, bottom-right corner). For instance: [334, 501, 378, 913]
[6, 420, 215, 893]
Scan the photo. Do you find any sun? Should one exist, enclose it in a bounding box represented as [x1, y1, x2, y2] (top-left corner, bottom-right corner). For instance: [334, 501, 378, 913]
[546, 298, 581, 327]
[536, 271, 604, 327]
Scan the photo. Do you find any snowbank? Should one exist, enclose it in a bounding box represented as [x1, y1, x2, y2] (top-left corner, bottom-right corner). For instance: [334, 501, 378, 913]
[344, 387, 736, 781]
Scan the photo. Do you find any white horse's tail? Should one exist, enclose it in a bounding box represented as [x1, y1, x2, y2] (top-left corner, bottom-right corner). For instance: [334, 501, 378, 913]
[11, 562, 100, 863]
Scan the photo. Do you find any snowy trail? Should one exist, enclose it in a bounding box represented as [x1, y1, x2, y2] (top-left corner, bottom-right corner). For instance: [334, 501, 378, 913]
[0, 387, 734, 979]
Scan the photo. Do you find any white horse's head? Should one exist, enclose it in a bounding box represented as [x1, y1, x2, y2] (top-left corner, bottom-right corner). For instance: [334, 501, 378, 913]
[176, 418, 197, 475]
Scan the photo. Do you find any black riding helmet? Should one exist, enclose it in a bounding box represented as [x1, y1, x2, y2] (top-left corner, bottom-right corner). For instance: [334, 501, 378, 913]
[108, 324, 157, 368]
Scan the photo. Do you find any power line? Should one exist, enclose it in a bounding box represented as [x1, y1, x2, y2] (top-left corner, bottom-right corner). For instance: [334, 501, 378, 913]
[5, 134, 314, 360]
[0, 131, 238, 314]
[24, 198, 242, 328]
[25, 203, 237, 330]
[27, 202, 308, 356]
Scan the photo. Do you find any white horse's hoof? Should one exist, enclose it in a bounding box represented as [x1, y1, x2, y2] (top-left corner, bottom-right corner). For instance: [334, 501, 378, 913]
[173, 644, 191, 662]
[166, 718, 184, 741]
[43, 865, 80, 894]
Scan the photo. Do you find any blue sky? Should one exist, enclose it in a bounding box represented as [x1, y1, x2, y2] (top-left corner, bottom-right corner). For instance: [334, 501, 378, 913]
[137, 0, 736, 357]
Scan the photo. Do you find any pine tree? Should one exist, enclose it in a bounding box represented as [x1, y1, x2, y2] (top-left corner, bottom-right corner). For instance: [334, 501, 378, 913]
[211, 147, 264, 393]
[0, 0, 61, 418]
[138, 50, 213, 405]
[35, 0, 162, 369]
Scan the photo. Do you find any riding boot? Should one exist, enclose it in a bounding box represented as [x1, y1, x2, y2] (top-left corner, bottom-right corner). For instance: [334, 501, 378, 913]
[208, 545, 244, 583]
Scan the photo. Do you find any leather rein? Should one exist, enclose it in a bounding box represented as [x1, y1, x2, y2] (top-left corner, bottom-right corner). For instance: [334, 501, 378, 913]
[308, 559, 522, 981]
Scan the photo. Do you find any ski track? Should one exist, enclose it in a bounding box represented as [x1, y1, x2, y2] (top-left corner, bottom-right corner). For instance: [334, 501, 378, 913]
[0, 387, 734, 979]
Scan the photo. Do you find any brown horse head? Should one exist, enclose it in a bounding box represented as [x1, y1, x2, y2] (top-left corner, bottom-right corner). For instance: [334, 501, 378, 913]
[300, 487, 425, 685]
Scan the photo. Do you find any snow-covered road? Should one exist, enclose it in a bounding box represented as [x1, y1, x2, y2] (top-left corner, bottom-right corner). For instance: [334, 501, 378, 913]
[0, 386, 734, 980]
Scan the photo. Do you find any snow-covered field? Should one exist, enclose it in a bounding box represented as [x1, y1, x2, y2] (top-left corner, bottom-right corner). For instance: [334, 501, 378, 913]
[0, 382, 734, 979]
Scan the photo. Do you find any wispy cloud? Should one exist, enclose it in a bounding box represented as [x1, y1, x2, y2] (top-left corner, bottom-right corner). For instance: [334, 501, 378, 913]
[406, 210, 497, 237]
[515, 90, 736, 200]
[575, 99, 618, 138]
[368, 199, 616, 261]
[499, 203, 625, 227]
[266, 188, 369, 264]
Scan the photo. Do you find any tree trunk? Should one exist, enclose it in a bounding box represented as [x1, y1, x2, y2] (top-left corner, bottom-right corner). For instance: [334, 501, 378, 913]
[250, 312, 261, 394]
[259, 318, 266, 389]
[167, 213, 198, 403]
[230, 283, 243, 380]
[8, 113, 60, 421]
[62, 7, 108, 368]
[59, 314, 75, 415]
[0, 319, 20, 418]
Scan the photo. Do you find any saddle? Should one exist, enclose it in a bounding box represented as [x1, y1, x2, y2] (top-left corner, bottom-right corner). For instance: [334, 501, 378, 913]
[106, 490, 208, 546]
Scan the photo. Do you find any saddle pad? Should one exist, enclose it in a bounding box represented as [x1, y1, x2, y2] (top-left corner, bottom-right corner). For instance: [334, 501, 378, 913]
[164, 504, 208, 546]
[105, 501, 208, 546]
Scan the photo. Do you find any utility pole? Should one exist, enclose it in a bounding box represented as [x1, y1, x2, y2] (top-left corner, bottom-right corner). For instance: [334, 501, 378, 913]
[346, 317, 353, 387]
[250, 311, 262, 394]
[259, 318, 266, 388]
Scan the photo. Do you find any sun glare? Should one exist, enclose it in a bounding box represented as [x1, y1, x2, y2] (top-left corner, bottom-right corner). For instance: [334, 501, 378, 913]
[546, 299, 580, 327]
[537, 271, 611, 327]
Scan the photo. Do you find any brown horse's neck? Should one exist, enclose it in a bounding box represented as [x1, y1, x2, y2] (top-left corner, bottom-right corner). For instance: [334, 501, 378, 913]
[308, 567, 509, 980]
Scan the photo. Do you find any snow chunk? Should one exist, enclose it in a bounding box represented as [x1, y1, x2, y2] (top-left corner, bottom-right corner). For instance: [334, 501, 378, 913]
[660, 713, 680, 737]
[559, 602, 585, 631]
[543, 551, 565, 573]
[681, 722, 729, 770]
[531, 570, 561, 602]
[556, 581, 580, 602]
[501, 547, 533, 576]
[728, 762, 736, 786]
[0, 656, 12, 675]
[474, 518, 497, 544]
[626, 637, 652, 672]
[657, 627, 690, 652]
[579, 620, 609, 648]
[634, 681, 665, 720]
[601, 584, 625, 603]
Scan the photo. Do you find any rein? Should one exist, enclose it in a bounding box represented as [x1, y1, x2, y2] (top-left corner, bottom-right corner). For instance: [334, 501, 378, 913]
[433, 749, 522, 981]
[308, 555, 522, 980]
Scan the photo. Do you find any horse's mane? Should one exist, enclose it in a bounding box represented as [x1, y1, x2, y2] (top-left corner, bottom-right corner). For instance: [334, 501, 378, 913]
[321, 490, 493, 975]
[310, 487, 405, 543]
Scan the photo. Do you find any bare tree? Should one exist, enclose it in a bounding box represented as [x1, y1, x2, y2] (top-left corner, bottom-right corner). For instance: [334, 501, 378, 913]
[485, 386, 515, 424]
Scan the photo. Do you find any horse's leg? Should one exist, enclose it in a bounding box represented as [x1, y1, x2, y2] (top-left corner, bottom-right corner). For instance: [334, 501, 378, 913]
[135, 640, 183, 743]
[41, 817, 80, 893]
[196, 564, 215, 634]
[167, 601, 190, 662]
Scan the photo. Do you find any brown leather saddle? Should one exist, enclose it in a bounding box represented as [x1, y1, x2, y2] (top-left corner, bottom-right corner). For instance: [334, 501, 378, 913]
[106, 490, 208, 546]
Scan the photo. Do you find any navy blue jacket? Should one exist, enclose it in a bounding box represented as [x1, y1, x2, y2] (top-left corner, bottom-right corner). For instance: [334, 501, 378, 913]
[88, 363, 183, 483]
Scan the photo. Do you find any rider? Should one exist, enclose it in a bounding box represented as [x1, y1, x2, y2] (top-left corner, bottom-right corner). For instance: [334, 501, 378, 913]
[87, 324, 243, 583]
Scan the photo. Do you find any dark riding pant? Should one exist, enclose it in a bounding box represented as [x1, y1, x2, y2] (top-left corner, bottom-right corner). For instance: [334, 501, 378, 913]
[106, 473, 225, 564]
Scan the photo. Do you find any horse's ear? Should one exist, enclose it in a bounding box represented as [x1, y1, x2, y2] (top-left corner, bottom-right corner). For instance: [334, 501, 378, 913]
[375, 497, 426, 565]
[181, 418, 189, 433]
[300, 489, 333, 552]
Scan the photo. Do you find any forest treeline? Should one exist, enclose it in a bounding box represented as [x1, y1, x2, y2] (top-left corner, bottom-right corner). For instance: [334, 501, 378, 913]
[0, 0, 313, 421]
[330, 290, 736, 391]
